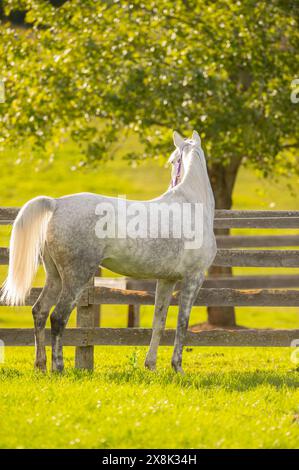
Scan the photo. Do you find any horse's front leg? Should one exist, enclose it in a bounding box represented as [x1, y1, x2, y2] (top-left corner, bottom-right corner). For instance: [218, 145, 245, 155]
[172, 272, 204, 374]
[145, 279, 176, 370]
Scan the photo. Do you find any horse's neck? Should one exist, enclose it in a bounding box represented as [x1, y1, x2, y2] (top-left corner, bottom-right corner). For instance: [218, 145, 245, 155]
[180, 153, 213, 206]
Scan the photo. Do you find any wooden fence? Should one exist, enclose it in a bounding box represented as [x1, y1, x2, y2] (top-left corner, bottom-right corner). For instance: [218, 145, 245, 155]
[0, 207, 299, 370]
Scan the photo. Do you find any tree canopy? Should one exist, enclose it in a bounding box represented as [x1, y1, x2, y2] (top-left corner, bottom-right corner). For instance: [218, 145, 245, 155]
[0, 0, 298, 187]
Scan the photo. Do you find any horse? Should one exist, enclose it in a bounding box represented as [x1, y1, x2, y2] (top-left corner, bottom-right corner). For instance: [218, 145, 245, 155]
[1, 130, 217, 373]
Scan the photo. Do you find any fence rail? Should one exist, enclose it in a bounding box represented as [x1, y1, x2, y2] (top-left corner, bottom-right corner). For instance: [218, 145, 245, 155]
[1, 248, 299, 267]
[1, 328, 299, 347]
[1, 207, 299, 221]
[2, 286, 299, 307]
[97, 275, 299, 289]
[0, 207, 298, 370]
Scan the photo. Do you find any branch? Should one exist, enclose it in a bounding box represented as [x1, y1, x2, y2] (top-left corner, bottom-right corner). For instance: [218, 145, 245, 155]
[279, 143, 299, 150]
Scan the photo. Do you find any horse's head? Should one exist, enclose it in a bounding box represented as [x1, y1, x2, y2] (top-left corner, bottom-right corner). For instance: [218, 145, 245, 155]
[169, 130, 206, 188]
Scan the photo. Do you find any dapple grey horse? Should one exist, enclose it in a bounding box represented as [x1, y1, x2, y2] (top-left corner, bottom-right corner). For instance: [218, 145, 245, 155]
[2, 130, 216, 373]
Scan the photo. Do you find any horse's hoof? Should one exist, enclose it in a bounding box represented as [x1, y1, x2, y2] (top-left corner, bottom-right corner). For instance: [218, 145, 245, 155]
[52, 368, 64, 374]
[171, 362, 185, 375]
[51, 363, 64, 373]
[144, 360, 156, 371]
[34, 362, 47, 373]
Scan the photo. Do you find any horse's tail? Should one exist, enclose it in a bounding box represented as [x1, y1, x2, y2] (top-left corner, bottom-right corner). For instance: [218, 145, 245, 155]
[1, 196, 56, 306]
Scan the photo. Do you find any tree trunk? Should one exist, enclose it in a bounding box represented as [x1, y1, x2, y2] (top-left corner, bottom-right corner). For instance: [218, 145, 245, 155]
[206, 157, 242, 327]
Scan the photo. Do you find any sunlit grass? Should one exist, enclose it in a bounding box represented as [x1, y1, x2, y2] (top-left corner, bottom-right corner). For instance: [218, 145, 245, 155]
[0, 347, 298, 449]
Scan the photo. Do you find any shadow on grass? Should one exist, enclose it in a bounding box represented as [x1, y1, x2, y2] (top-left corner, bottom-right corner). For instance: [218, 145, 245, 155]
[99, 367, 299, 391]
[38, 365, 299, 391]
[0, 367, 23, 379]
[1, 364, 298, 392]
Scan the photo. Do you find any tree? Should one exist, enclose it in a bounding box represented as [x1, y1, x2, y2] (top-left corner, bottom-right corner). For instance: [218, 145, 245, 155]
[1, 0, 298, 326]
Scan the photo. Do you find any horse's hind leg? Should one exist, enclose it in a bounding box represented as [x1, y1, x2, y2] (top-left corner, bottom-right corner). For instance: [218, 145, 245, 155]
[145, 279, 176, 370]
[50, 260, 100, 372]
[50, 288, 77, 372]
[32, 246, 61, 371]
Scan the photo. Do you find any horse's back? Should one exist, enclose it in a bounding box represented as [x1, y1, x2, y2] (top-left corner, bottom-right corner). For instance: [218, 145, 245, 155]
[45, 191, 216, 279]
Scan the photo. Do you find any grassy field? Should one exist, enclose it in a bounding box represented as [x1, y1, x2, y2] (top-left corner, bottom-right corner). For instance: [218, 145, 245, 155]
[1, 347, 298, 449]
[0, 140, 299, 448]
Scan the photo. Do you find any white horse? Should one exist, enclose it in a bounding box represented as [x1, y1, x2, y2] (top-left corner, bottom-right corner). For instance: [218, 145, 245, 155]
[1, 130, 216, 373]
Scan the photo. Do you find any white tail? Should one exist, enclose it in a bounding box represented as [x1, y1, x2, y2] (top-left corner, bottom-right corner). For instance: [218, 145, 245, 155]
[1, 196, 56, 306]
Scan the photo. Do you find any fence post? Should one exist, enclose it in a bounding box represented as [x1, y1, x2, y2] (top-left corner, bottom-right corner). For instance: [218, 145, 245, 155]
[93, 268, 102, 327]
[75, 277, 97, 370]
[127, 305, 140, 327]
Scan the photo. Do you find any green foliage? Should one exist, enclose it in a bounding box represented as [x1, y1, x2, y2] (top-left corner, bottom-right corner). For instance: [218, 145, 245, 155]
[0, 0, 298, 174]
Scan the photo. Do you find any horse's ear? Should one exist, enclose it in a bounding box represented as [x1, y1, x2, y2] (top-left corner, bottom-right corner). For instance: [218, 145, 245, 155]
[192, 130, 201, 145]
[173, 131, 184, 148]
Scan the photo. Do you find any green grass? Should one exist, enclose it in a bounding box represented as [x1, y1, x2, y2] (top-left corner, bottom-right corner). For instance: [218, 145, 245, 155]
[0, 347, 299, 449]
[0, 139, 299, 448]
